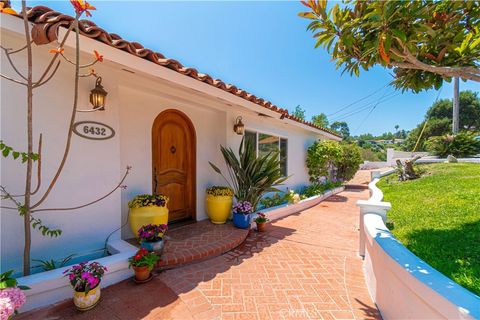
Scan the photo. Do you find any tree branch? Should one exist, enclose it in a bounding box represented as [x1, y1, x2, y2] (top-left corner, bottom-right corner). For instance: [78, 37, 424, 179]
[33, 61, 61, 88]
[59, 52, 99, 69]
[0, 73, 27, 85]
[31, 19, 81, 210]
[1, 45, 27, 80]
[32, 166, 130, 213]
[389, 44, 480, 82]
[34, 16, 77, 86]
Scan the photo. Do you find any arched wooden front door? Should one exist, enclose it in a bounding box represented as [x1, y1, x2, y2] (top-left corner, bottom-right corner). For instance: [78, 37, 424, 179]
[152, 109, 196, 222]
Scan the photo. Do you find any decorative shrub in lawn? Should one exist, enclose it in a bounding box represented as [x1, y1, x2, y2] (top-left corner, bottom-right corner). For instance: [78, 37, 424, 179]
[306, 140, 362, 183]
[426, 131, 480, 157]
[378, 163, 480, 295]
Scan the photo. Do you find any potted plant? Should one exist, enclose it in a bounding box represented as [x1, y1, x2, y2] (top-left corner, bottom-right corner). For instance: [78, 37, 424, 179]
[128, 248, 159, 283]
[232, 201, 253, 229]
[128, 194, 169, 238]
[138, 224, 168, 252]
[63, 262, 107, 311]
[253, 212, 269, 232]
[205, 186, 234, 224]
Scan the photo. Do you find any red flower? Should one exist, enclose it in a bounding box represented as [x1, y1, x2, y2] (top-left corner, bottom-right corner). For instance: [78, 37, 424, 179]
[70, 0, 96, 17]
[134, 254, 141, 261]
[93, 50, 103, 62]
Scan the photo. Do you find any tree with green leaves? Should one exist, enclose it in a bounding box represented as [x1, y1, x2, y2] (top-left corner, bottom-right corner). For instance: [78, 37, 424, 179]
[299, 1, 480, 92]
[311, 112, 329, 128]
[291, 105, 306, 120]
[404, 90, 480, 150]
[330, 121, 350, 138]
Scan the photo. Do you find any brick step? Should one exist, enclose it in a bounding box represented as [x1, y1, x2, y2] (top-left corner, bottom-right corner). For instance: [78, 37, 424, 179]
[155, 220, 250, 270]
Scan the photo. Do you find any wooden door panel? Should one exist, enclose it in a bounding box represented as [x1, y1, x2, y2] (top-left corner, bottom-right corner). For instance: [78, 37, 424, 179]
[152, 110, 196, 223]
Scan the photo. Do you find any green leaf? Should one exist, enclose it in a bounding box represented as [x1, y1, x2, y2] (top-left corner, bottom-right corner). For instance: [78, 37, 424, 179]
[391, 28, 407, 43]
[12, 151, 20, 160]
[2, 147, 11, 157]
[208, 162, 222, 174]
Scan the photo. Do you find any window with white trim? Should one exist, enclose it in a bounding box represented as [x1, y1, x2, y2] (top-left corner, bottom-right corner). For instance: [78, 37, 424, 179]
[245, 130, 288, 176]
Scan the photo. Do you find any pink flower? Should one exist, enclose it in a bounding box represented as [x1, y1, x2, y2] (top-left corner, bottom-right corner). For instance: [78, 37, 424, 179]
[81, 272, 90, 280]
[0, 288, 26, 319]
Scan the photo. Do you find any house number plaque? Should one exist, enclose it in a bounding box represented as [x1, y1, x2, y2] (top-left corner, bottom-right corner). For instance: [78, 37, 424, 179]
[73, 121, 115, 140]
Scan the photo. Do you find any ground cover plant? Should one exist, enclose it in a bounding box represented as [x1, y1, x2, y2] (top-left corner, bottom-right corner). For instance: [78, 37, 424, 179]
[378, 163, 480, 295]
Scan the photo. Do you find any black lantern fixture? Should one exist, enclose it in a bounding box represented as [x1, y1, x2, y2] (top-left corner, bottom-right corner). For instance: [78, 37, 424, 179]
[233, 116, 245, 135]
[89, 77, 108, 111]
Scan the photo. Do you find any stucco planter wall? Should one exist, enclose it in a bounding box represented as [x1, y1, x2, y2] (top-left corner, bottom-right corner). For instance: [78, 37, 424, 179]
[263, 186, 345, 222]
[357, 170, 480, 320]
[17, 239, 137, 313]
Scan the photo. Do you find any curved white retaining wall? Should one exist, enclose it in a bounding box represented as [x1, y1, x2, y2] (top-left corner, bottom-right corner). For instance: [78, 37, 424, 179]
[358, 170, 480, 319]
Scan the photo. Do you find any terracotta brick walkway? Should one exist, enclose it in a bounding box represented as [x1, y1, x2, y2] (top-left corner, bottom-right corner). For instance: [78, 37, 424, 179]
[19, 190, 380, 320]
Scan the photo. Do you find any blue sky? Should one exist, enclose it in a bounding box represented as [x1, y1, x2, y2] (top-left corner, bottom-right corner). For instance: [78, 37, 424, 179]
[14, 1, 479, 135]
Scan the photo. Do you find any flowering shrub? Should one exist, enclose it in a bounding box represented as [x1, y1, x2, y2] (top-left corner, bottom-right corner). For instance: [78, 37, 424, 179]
[0, 287, 26, 320]
[232, 201, 253, 215]
[138, 224, 168, 242]
[128, 248, 159, 270]
[253, 213, 269, 223]
[206, 186, 234, 197]
[64, 262, 107, 294]
[128, 194, 169, 209]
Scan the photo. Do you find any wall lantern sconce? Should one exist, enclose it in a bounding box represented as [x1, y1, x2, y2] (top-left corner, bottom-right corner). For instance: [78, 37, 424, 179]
[233, 116, 245, 135]
[90, 77, 108, 111]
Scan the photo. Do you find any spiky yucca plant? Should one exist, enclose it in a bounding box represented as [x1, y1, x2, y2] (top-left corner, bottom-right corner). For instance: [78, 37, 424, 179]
[209, 138, 288, 210]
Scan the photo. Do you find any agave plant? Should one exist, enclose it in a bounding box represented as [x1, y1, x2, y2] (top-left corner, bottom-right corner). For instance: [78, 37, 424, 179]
[209, 138, 288, 210]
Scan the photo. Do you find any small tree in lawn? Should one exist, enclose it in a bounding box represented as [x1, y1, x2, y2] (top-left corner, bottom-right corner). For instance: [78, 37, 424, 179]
[299, 1, 479, 92]
[0, 1, 130, 276]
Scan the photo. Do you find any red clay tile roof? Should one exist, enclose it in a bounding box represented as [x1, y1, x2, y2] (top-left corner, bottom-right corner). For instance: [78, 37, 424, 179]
[23, 5, 341, 138]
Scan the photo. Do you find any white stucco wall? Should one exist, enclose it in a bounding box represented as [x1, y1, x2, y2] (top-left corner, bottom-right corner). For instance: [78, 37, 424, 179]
[1, 16, 334, 273]
[1, 31, 122, 273]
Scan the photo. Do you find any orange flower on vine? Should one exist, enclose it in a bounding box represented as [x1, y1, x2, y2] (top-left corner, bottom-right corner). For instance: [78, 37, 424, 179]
[93, 50, 103, 62]
[70, 0, 96, 17]
[49, 47, 65, 55]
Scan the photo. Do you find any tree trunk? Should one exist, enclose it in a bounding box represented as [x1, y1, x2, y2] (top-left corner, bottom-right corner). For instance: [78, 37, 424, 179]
[396, 155, 422, 181]
[22, 0, 33, 276]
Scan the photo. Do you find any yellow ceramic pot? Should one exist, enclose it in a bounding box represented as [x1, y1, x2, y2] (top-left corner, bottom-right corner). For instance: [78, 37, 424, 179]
[129, 206, 169, 238]
[73, 285, 101, 311]
[205, 195, 233, 224]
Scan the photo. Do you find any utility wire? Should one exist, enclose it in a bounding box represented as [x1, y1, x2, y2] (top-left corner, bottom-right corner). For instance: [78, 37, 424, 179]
[327, 84, 389, 117]
[353, 88, 392, 134]
[332, 91, 400, 122]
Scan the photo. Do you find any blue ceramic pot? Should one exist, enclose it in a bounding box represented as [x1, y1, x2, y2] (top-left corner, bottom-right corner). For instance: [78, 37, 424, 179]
[233, 213, 251, 229]
[140, 239, 164, 252]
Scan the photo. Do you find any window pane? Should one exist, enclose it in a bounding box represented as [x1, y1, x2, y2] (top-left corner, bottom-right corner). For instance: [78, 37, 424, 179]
[280, 138, 287, 176]
[244, 130, 257, 152]
[258, 133, 279, 157]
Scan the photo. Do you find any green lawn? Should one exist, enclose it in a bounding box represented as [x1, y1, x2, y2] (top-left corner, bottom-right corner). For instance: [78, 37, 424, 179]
[377, 163, 480, 296]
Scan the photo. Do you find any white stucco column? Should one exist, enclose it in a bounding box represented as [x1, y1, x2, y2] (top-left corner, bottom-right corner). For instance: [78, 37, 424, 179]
[356, 200, 391, 257]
